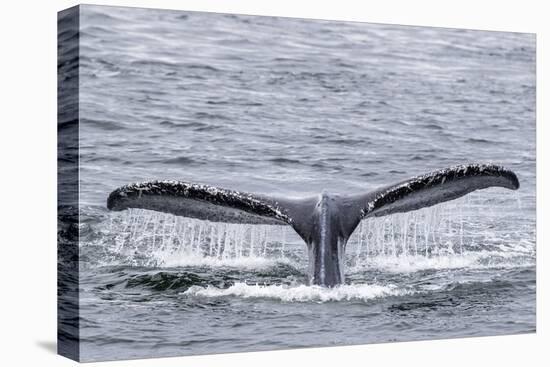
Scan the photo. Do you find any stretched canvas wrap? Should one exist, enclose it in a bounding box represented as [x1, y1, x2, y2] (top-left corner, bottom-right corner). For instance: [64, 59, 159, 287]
[58, 4, 536, 362]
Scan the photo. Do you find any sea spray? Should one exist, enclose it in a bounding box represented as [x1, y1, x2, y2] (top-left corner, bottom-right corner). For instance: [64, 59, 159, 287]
[84, 193, 533, 270]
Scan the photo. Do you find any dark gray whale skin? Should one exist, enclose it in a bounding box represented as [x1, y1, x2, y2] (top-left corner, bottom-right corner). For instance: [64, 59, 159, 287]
[107, 163, 519, 287]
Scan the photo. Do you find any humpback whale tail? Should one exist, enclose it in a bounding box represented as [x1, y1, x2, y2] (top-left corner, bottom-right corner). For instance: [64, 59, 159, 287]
[107, 163, 519, 287]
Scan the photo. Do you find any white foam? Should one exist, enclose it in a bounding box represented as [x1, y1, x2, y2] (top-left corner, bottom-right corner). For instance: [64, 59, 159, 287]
[350, 250, 535, 274]
[160, 253, 298, 270]
[362, 254, 477, 273]
[184, 282, 407, 302]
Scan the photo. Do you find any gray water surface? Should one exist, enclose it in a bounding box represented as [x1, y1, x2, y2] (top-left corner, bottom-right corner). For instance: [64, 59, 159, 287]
[70, 5, 535, 362]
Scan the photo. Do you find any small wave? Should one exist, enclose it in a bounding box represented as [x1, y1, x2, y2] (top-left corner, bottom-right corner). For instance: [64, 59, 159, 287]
[421, 123, 444, 130]
[269, 157, 301, 165]
[159, 120, 209, 129]
[410, 154, 435, 161]
[130, 59, 178, 68]
[126, 271, 205, 291]
[81, 118, 124, 131]
[160, 156, 199, 165]
[194, 112, 230, 121]
[356, 254, 477, 273]
[350, 251, 535, 274]
[466, 137, 496, 144]
[184, 282, 406, 302]
[160, 254, 299, 271]
[326, 138, 364, 145]
[206, 100, 229, 105]
[184, 63, 220, 72]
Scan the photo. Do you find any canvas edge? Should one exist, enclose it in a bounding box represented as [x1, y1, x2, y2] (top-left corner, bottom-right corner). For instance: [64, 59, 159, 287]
[57, 4, 81, 362]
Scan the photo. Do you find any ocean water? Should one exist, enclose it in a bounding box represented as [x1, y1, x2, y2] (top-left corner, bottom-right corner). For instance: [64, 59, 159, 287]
[67, 5, 535, 362]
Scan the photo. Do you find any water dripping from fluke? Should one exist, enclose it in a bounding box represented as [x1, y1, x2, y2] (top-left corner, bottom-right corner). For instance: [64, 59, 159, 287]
[86, 193, 534, 276]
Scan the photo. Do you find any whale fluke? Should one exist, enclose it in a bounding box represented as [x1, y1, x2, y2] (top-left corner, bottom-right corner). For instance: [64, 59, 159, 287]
[107, 180, 315, 226]
[355, 163, 519, 219]
[107, 163, 519, 287]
